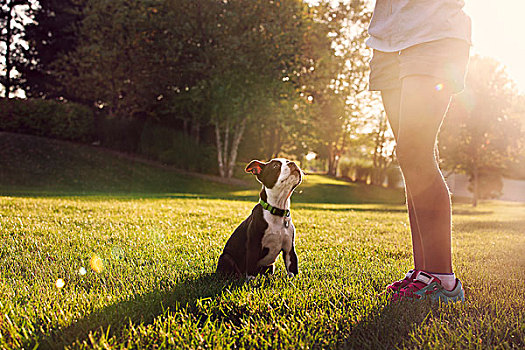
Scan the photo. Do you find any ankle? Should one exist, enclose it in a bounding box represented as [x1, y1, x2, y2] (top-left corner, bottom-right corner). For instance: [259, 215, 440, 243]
[427, 271, 456, 291]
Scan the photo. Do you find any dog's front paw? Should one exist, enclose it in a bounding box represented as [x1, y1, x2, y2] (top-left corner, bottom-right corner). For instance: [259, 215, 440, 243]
[287, 272, 295, 278]
[246, 275, 256, 281]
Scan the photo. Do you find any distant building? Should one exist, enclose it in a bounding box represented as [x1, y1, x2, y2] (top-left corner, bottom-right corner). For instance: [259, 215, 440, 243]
[446, 173, 525, 203]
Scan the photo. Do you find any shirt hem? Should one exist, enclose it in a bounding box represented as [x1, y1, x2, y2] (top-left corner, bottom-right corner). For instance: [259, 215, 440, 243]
[366, 35, 472, 53]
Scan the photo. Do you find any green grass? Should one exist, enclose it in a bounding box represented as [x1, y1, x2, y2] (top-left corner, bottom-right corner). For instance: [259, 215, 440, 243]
[1, 133, 524, 349]
[0, 132, 403, 204]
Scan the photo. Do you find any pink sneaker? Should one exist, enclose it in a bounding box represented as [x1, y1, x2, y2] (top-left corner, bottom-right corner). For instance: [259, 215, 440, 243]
[382, 269, 418, 295]
[392, 270, 465, 303]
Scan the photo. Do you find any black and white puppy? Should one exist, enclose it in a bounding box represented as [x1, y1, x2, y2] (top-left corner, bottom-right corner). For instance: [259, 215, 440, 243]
[216, 158, 303, 278]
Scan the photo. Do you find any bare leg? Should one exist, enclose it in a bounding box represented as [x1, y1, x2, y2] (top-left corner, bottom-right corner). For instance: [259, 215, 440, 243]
[395, 75, 453, 274]
[380, 89, 425, 270]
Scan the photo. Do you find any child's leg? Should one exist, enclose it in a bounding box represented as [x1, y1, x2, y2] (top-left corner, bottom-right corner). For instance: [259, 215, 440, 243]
[380, 88, 425, 271]
[396, 75, 453, 274]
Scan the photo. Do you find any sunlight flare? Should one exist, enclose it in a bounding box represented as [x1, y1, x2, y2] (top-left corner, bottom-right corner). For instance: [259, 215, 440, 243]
[55, 278, 65, 289]
[111, 246, 124, 260]
[90, 255, 104, 273]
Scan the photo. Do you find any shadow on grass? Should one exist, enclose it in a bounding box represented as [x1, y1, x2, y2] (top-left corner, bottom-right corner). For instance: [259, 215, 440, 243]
[295, 205, 407, 213]
[293, 183, 404, 205]
[36, 273, 246, 349]
[34, 272, 439, 349]
[452, 209, 493, 216]
[0, 186, 404, 206]
[339, 301, 432, 349]
[454, 219, 525, 234]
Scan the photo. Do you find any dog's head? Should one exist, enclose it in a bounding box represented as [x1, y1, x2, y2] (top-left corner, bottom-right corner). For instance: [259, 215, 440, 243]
[245, 158, 302, 195]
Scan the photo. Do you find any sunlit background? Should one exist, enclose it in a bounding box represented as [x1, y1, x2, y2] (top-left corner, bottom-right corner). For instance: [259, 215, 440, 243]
[465, 0, 525, 93]
[328, 0, 525, 92]
[5, 0, 525, 94]
[1, 2, 525, 347]
[361, 0, 525, 92]
[1, 0, 524, 202]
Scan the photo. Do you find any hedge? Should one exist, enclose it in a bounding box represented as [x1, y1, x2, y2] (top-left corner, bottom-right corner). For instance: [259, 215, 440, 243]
[139, 121, 217, 173]
[0, 98, 94, 142]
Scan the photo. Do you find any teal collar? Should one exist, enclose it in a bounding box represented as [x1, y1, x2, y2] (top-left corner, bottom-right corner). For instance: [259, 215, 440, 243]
[259, 198, 290, 217]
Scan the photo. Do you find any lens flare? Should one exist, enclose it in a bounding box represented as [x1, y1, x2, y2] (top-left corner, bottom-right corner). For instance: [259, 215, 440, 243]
[90, 255, 104, 273]
[55, 278, 65, 289]
[111, 246, 124, 260]
[435, 83, 444, 91]
[79, 267, 87, 275]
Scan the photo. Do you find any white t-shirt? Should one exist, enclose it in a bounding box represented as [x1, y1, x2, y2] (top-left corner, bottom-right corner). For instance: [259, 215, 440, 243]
[366, 0, 472, 52]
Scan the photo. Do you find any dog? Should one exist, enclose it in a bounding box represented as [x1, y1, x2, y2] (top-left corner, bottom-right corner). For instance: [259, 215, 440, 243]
[216, 158, 303, 278]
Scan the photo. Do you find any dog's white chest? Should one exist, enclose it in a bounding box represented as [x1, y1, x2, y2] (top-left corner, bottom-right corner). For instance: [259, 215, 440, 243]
[258, 211, 294, 266]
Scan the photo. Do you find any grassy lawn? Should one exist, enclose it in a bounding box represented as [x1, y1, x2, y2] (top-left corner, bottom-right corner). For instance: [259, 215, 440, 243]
[1, 133, 524, 349]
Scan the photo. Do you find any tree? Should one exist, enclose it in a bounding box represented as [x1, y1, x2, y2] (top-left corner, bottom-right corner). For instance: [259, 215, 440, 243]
[233, 0, 374, 173]
[56, 0, 176, 117]
[300, 0, 372, 176]
[240, 88, 308, 161]
[209, 0, 316, 178]
[504, 93, 525, 179]
[439, 56, 523, 206]
[155, 0, 223, 144]
[370, 111, 395, 185]
[171, 0, 328, 178]
[20, 0, 85, 99]
[53, 0, 370, 178]
[0, 0, 33, 98]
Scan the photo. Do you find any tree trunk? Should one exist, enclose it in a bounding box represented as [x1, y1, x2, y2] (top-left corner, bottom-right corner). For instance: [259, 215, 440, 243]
[190, 118, 200, 144]
[272, 127, 282, 159]
[327, 145, 337, 176]
[372, 116, 387, 185]
[183, 119, 189, 136]
[222, 119, 230, 175]
[265, 128, 276, 160]
[3, 3, 13, 98]
[215, 123, 226, 178]
[333, 156, 341, 177]
[215, 118, 247, 178]
[328, 135, 345, 177]
[226, 119, 247, 178]
[472, 166, 479, 207]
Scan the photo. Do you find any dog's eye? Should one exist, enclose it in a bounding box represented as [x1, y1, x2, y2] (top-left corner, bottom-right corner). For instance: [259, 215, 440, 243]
[273, 163, 280, 168]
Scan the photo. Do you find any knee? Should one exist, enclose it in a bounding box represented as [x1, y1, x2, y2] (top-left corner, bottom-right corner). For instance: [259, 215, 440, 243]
[395, 138, 434, 174]
[396, 139, 417, 169]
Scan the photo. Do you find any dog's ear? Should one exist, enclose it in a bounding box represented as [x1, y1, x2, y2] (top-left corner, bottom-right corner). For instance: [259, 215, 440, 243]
[245, 160, 265, 175]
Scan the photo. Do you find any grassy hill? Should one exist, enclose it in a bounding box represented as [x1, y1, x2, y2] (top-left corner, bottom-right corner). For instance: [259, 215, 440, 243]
[0, 132, 235, 197]
[1, 132, 524, 349]
[0, 132, 404, 204]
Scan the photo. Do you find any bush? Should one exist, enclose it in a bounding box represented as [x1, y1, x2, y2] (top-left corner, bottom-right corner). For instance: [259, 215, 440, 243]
[139, 121, 217, 174]
[96, 115, 145, 153]
[0, 98, 94, 142]
[338, 158, 374, 183]
[386, 166, 403, 188]
[338, 159, 353, 179]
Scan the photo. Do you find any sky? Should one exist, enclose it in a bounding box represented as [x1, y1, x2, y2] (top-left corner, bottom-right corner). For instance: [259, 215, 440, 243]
[464, 0, 525, 93]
